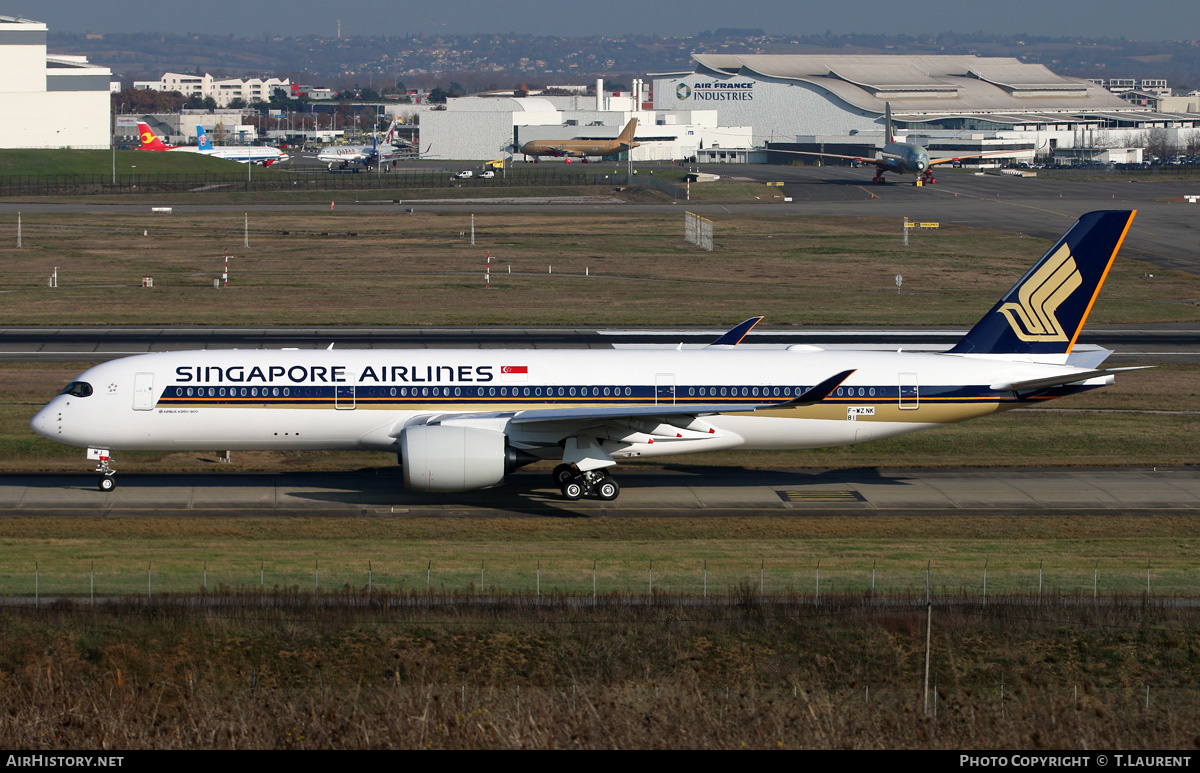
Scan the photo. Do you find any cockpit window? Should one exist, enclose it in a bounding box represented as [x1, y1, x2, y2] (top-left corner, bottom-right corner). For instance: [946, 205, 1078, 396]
[60, 381, 93, 398]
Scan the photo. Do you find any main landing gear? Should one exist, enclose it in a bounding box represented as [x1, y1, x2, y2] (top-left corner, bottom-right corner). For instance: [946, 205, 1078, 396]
[919, 169, 936, 185]
[552, 464, 620, 501]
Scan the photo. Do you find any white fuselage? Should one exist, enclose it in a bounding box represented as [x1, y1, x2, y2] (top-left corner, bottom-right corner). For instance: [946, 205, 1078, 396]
[171, 146, 288, 165]
[31, 347, 1107, 462]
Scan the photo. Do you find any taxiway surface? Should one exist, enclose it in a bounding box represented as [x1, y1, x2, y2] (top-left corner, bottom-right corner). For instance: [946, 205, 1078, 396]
[2, 467, 1195, 519]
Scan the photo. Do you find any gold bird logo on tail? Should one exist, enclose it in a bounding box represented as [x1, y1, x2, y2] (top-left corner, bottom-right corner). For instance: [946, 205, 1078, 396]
[997, 244, 1082, 341]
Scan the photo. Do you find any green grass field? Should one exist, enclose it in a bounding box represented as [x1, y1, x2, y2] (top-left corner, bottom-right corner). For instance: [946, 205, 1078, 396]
[0, 148, 254, 176]
[1, 210, 1197, 326]
[2, 514, 1198, 597]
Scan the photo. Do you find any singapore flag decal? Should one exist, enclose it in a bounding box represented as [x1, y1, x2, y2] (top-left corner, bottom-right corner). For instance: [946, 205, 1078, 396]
[501, 364, 529, 382]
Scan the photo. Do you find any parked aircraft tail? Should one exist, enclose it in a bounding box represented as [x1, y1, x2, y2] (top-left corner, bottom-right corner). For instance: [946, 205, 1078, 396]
[136, 122, 172, 151]
[196, 125, 214, 151]
[884, 102, 894, 143]
[948, 210, 1136, 356]
[617, 117, 639, 147]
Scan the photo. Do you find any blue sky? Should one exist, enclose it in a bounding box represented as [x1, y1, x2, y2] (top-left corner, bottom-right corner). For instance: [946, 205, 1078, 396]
[23, 0, 1200, 39]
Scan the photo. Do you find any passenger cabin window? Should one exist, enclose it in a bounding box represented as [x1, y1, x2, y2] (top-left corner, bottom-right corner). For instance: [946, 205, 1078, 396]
[61, 382, 93, 398]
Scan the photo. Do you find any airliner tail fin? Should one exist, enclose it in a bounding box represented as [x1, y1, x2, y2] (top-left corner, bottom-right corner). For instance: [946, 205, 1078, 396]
[948, 210, 1136, 355]
[137, 122, 171, 151]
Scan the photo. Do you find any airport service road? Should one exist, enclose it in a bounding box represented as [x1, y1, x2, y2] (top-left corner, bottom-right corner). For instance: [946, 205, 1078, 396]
[1, 467, 1196, 518]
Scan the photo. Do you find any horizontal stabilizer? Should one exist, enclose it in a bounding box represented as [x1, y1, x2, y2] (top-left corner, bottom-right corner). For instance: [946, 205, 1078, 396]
[991, 366, 1150, 392]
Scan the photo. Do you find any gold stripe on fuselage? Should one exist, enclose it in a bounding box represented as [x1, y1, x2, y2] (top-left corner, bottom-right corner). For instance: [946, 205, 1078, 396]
[156, 398, 1008, 424]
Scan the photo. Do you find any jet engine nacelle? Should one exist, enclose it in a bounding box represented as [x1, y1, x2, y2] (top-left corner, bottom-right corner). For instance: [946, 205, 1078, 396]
[399, 424, 536, 492]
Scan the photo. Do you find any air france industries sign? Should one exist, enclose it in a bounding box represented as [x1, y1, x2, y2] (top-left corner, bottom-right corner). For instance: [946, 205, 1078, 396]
[677, 81, 754, 101]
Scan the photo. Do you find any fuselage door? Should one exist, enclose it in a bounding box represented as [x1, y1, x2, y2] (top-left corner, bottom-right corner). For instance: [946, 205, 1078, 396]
[132, 372, 155, 411]
[655, 373, 676, 406]
[898, 372, 919, 410]
[335, 385, 356, 410]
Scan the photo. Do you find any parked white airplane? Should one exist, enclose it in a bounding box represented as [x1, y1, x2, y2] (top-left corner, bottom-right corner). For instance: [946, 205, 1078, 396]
[195, 126, 289, 166]
[317, 121, 407, 169]
[33, 210, 1138, 500]
[137, 123, 289, 166]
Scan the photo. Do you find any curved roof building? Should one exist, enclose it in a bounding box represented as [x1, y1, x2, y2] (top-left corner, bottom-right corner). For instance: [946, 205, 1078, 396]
[652, 54, 1178, 147]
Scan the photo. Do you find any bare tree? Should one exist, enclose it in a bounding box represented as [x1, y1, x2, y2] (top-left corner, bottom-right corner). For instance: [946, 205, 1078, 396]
[1138, 127, 1177, 159]
[1183, 130, 1200, 156]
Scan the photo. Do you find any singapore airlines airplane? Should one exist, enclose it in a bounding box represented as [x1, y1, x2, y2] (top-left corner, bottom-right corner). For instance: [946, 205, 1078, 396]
[32, 210, 1137, 500]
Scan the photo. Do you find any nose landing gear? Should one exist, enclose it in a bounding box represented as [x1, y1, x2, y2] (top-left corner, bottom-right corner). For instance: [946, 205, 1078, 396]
[96, 456, 116, 492]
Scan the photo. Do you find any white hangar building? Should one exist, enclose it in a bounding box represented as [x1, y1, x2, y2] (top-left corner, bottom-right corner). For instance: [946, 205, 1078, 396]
[651, 55, 1200, 159]
[0, 16, 112, 149]
[419, 91, 752, 161]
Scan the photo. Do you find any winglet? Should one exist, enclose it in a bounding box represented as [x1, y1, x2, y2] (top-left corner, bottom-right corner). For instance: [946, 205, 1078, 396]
[707, 316, 764, 348]
[771, 369, 856, 408]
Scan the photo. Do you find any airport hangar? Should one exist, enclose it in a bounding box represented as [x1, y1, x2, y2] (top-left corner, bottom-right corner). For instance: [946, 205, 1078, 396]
[0, 16, 111, 149]
[650, 54, 1200, 165]
[419, 80, 755, 162]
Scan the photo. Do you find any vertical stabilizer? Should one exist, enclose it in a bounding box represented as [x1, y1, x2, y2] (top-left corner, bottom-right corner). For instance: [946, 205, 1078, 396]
[137, 122, 172, 151]
[884, 102, 894, 143]
[195, 126, 214, 151]
[618, 118, 639, 146]
[949, 210, 1136, 355]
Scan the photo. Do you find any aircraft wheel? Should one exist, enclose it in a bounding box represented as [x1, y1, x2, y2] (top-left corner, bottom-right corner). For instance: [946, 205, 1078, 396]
[561, 479, 584, 501]
[595, 477, 620, 501]
[552, 464, 577, 486]
[98, 474, 116, 493]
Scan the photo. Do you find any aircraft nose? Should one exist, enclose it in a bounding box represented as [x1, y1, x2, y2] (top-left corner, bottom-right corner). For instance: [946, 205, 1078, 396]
[30, 402, 56, 440]
[30, 396, 66, 441]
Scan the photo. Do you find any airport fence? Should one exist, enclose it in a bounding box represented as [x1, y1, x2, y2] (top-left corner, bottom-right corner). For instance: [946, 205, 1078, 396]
[637, 174, 688, 200]
[0, 169, 649, 198]
[4, 557, 1197, 602]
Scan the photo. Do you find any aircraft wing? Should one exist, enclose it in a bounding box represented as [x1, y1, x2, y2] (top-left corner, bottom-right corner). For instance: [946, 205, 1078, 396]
[927, 150, 1018, 166]
[771, 149, 883, 167]
[406, 370, 855, 430]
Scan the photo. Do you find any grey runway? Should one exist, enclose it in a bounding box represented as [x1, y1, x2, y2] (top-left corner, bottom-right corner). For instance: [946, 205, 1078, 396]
[2, 466, 1195, 518]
